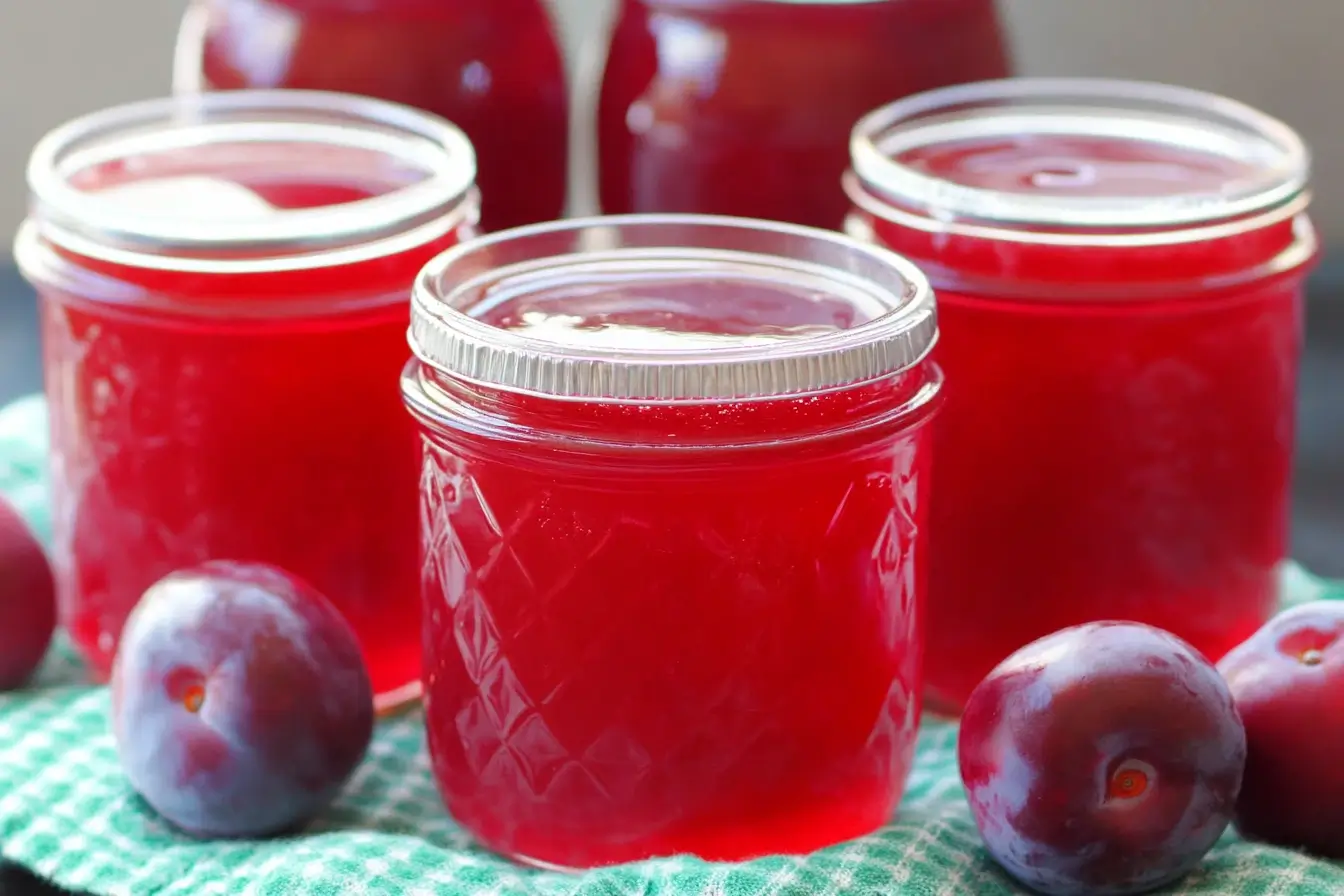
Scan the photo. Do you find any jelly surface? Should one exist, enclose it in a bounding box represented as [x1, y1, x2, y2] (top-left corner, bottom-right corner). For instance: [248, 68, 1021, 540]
[91, 176, 280, 217]
[416, 272, 937, 865]
[896, 134, 1262, 199]
[35, 160, 456, 704]
[477, 266, 886, 345]
[597, 0, 1011, 227]
[188, 0, 567, 231]
[857, 132, 1311, 712]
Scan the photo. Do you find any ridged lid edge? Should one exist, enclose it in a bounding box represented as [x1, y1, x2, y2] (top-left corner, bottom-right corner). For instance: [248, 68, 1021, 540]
[409, 215, 938, 402]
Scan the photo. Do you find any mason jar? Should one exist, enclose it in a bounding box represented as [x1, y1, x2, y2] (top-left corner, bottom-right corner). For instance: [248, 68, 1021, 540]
[175, 0, 567, 231]
[845, 78, 1318, 712]
[15, 90, 479, 709]
[589, 0, 1012, 227]
[402, 214, 941, 865]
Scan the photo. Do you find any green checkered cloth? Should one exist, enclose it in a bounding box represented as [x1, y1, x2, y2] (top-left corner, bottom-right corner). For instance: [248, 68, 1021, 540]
[1, 396, 1343, 896]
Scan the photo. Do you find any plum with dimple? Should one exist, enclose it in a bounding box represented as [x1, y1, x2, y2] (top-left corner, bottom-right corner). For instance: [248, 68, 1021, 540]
[958, 622, 1246, 896]
[111, 561, 374, 838]
[1219, 601, 1344, 857]
[0, 496, 56, 691]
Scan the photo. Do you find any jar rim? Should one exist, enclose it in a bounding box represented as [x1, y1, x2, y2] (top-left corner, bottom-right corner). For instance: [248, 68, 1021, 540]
[409, 214, 938, 402]
[24, 89, 477, 267]
[850, 78, 1310, 230]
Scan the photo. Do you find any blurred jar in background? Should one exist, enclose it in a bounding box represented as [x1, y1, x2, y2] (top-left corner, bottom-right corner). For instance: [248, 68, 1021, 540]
[175, 0, 569, 232]
[591, 0, 1012, 228]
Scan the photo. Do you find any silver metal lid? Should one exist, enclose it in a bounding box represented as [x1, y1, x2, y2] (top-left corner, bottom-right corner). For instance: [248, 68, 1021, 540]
[25, 89, 477, 266]
[850, 78, 1309, 230]
[409, 215, 937, 402]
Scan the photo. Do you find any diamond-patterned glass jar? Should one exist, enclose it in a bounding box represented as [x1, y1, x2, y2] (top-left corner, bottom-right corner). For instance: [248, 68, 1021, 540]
[401, 215, 942, 867]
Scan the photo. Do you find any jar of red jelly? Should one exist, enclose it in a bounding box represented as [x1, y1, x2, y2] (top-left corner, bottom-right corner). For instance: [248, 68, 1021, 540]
[14, 90, 479, 709]
[590, 0, 1012, 228]
[845, 78, 1318, 713]
[175, 0, 567, 232]
[402, 215, 942, 866]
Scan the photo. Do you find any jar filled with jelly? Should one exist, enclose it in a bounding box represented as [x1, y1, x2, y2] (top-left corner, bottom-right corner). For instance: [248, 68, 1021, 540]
[591, 0, 1012, 227]
[15, 90, 479, 709]
[402, 215, 942, 865]
[846, 78, 1318, 712]
[176, 0, 568, 231]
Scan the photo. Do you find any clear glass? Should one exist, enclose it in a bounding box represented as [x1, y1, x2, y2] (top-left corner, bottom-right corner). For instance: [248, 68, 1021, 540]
[845, 78, 1319, 714]
[403, 215, 942, 866]
[14, 90, 479, 710]
[592, 0, 1012, 228]
[175, 0, 568, 232]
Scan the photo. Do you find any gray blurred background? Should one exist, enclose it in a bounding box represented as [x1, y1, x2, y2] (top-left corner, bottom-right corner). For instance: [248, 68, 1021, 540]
[0, 0, 1341, 246]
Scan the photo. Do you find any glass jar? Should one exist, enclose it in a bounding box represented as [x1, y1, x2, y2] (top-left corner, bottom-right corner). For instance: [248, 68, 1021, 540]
[14, 90, 479, 709]
[402, 215, 942, 866]
[175, 0, 567, 232]
[845, 78, 1318, 713]
[591, 0, 1012, 228]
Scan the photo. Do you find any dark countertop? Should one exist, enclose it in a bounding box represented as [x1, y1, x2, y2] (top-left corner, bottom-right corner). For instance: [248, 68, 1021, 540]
[0, 263, 1341, 896]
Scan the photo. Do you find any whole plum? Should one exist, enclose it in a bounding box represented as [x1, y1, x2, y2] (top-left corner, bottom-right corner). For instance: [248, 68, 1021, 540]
[1219, 600, 1344, 857]
[959, 622, 1246, 896]
[0, 496, 56, 691]
[111, 561, 374, 838]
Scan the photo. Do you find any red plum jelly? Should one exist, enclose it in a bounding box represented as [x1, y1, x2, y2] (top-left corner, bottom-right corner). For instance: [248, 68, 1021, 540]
[177, 0, 568, 232]
[15, 91, 480, 709]
[845, 79, 1318, 712]
[401, 216, 942, 866]
[593, 0, 1012, 227]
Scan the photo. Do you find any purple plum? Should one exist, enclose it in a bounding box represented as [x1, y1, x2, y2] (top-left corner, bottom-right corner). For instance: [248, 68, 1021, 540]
[0, 497, 55, 691]
[111, 561, 374, 838]
[959, 622, 1246, 896]
[1219, 601, 1344, 857]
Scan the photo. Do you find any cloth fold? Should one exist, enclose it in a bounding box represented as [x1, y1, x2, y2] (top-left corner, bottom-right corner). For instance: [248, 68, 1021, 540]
[1, 395, 1341, 895]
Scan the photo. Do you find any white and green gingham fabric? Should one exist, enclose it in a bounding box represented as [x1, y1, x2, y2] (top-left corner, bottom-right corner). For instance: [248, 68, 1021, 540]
[1, 395, 1343, 896]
